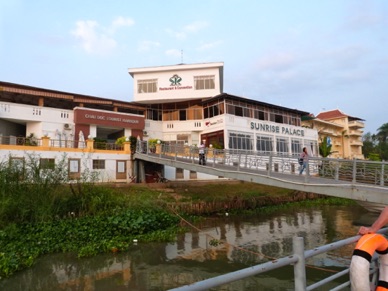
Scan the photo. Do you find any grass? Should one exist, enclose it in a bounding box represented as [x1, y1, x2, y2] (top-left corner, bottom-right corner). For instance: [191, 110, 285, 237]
[0, 154, 355, 278]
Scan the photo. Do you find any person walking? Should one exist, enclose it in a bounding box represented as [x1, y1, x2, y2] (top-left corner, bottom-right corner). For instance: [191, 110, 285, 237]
[299, 147, 309, 175]
[199, 142, 206, 165]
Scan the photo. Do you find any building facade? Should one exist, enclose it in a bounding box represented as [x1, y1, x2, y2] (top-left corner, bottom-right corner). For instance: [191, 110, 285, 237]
[1, 62, 320, 182]
[128, 62, 319, 156]
[302, 109, 365, 159]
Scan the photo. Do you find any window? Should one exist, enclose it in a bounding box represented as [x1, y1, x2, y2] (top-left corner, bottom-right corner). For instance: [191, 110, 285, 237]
[40, 158, 55, 170]
[275, 114, 283, 123]
[93, 160, 105, 170]
[306, 140, 318, 156]
[276, 138, 289, 154]
[291, 139, 302, 155]
[234, 106, 243, 117]
[187, 108, 202, 120]
[138, 79, 157, 93]
[146, 109, 162, 121]
[228, 132, 253, 150]
[194, 75, 215, 90]
[254, 110, 267, 120]
[116, 160, 126, 180]
[179, 109, 186, 121]
[163, 110, 178, 121]
[68, 159, 80, 179]
[256, 135, 273, 152]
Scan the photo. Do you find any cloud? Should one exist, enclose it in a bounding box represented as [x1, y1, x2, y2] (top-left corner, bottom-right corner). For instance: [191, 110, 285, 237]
[71, 16, 134, 55]
[256, 52, 297, 71]
[138, 40, 160, 52]
[111, 16, 135, 31]
[344, 2, 386, 31]
[183, 21, 208, 33]
[166, 21, 208, 40]
[165, 49, 182, 58]
[197, 40, 222, 51]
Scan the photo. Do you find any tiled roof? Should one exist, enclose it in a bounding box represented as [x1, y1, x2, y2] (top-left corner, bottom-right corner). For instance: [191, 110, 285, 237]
[316, 109, 365, 122]
[316, 109, 348, 120]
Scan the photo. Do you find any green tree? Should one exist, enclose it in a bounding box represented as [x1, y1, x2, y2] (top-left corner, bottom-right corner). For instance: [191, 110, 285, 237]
[376, 123, 388, 160]
[362, 132, 377, 159]
[376, 123, 388, 143]
[319, 136, 333, 157]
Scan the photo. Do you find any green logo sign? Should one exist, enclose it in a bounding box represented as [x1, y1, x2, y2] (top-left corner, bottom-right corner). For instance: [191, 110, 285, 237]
[169, 74, 182, 86]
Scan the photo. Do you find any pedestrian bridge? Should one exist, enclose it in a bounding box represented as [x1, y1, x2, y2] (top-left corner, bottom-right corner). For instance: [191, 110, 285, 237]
[134, 142, 388, 205]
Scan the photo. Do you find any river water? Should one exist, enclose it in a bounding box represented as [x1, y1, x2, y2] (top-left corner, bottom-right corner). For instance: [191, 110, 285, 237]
[0, 204, 378, 291]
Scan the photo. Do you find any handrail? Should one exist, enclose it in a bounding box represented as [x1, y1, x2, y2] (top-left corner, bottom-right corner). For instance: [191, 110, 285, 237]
[167, 228, 388, 291]
[136, 141, 388, 187]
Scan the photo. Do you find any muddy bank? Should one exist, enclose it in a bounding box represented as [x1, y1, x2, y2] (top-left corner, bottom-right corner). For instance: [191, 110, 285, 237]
[147, 180, 327, 215]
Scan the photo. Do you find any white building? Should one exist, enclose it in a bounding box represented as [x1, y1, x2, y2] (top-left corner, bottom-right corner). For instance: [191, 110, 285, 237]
[128, 62, 318, 155]
[0, 62, 318, 183]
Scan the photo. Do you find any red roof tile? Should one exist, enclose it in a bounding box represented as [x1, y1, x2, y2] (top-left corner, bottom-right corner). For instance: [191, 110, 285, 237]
[316, 109, 348, 120]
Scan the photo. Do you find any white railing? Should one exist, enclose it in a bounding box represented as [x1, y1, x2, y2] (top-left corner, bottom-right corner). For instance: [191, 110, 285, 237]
[136, 141, 388, 187]
[168, 228, 388, 291]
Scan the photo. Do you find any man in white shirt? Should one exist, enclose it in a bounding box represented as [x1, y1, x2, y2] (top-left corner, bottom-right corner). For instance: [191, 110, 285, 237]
[199, 142, 206, 165]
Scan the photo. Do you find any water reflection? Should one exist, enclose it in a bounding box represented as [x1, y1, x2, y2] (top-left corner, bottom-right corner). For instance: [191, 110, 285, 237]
[0, 205, 376, 291]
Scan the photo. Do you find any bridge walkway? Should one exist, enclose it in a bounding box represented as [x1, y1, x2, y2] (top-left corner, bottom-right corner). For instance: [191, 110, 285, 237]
[134, 143, 388, 205]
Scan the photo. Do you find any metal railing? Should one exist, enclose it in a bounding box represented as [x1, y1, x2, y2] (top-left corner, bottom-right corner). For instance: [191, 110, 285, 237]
[168, 228, 388, 291]
[136, 141, 388, 187]
[0, 135, 42, 147]
[0, 135, 123, 151]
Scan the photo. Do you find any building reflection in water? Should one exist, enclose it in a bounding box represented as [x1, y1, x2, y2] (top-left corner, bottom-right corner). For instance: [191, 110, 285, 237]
[0, 206, 366, 291]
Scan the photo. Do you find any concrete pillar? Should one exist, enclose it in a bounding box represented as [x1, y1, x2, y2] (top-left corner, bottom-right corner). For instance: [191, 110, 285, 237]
[155, 143, 161, 154]
[41, 136, 50, 147]
[86, 138, 94, 150]
[124, 141, 131, 153]
[138, 160, 146, 183]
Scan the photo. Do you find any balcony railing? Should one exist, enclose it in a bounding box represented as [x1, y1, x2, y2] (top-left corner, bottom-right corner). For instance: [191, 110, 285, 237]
[348, 120, 364, 128]
[0, 136, 125, 151]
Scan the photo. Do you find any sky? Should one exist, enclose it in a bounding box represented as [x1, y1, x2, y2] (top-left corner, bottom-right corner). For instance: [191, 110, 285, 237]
[0, 0, 387, 134]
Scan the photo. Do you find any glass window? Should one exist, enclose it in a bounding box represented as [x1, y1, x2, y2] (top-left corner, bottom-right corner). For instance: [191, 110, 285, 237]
[276, 137, 289, 154]
[194, 75, 215, 90]
[235, 106, 243, 117]
[146, 109, 162, 121]
[68, 159, 80, 179]
[69, 159, 80, 173]
[291, 139, 302, 155]
[306, 140, 318, 156]
[93, 160, 105, 170]
[138, 79, 157, 93]
[40, 158, 55, 170]
[117, 161, 125, 173]
[179, 110, 186, 121]
[275, 114, 283, 123]
[228, 132, 253, 150]
[256, 135, 273, 152]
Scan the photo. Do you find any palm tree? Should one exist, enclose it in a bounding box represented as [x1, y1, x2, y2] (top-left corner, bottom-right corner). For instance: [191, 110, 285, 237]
[319, 136, 332, 157]
[376, 123, 388, 160]
[376, 123, 388, 143]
